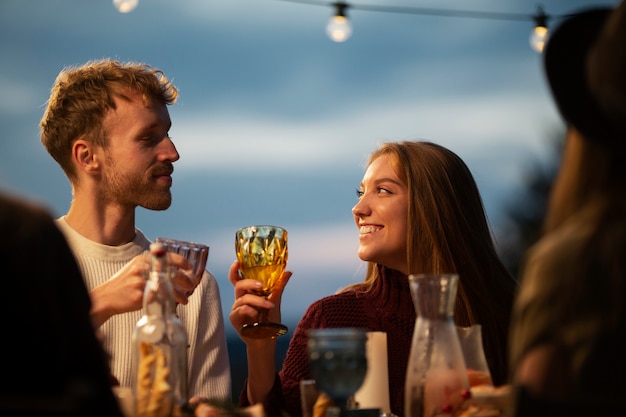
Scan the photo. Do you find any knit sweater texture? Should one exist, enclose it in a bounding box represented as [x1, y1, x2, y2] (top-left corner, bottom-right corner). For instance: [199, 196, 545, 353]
[56, 217, 231, 400]
[241, 266, 415, 417]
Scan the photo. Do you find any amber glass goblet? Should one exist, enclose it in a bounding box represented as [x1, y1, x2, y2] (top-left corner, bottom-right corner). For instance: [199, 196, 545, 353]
[235, 225, 288, 339]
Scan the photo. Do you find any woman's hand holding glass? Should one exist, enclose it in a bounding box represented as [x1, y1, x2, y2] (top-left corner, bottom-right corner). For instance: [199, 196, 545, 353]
[229, 259, 292, 341]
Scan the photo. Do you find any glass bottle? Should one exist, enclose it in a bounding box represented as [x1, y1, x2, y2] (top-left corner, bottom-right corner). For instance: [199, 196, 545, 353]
[405, 274, 469, 417]
[132, 242, 188, 417]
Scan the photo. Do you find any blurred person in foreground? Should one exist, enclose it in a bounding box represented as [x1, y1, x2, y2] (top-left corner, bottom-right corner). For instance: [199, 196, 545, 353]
[509, 2, 626, 415]
[39, 58, 230, 400]
[0, 190, 251, 417]
[0, 191, 124, 417]
[229, 141, 518, 417]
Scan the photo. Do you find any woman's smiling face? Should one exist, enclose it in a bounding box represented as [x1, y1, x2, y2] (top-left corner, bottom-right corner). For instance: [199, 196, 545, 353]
[352, 154, 409, 274]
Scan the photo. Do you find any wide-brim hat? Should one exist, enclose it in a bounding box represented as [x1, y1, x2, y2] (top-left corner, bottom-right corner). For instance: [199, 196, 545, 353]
[544, 3, 625, 151]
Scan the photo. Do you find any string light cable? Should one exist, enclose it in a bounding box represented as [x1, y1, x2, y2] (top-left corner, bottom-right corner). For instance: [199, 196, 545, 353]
[271, 0, 555, 51]
[112, 0, 589, 52]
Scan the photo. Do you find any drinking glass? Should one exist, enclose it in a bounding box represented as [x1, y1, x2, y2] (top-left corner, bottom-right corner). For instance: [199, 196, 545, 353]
[155, 237, 209, 283]
[235, 225, 288, 339]
[456, 325, 493, 387]
[307, 328, 368, 414]
[300, 379, 320, 417]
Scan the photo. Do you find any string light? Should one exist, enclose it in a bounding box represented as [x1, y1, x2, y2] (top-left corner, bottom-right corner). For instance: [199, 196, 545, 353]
[530, 6, 549, 53]
[327, 2, 352, 42]
[274, 0, 563, 52]
[113, 0, 139, 13]
[112, 0, 566, 54]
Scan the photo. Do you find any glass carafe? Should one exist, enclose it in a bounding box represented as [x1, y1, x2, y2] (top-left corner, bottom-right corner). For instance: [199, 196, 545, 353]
[132, 242, 188, 417]
[405, 273, 469, 417]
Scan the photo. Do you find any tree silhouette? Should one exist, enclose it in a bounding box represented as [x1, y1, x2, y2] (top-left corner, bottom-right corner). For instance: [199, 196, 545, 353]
[497, 127, 566, 279]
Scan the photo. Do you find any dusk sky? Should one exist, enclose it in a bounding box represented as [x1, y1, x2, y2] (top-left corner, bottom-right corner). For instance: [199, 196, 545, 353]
[0, 0, 618, 332]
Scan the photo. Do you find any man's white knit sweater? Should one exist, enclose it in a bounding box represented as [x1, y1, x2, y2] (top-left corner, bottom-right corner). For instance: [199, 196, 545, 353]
[56, 217, 231, 400]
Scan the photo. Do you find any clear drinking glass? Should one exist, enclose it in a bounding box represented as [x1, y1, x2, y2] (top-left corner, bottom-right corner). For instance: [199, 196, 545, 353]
[155, 237, 209, 283]
[456, 325, 493, 387]
[300, 379, 320, 417]
[307, 328, 368, 415]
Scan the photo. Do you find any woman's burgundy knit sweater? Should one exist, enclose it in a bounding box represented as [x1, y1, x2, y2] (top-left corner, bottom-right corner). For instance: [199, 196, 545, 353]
[239, 266, 416, 417]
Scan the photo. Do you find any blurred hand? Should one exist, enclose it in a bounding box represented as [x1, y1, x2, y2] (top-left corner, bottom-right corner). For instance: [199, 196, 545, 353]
[228, 260, 292, 341]
[194, 403, 221, 417]
[188, 397, 264, 417]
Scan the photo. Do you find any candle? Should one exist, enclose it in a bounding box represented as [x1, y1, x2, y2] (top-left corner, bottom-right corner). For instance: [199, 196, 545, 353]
[353, 331, 390, 414]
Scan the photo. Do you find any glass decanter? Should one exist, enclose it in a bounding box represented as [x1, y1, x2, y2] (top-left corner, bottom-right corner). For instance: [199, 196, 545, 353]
[405, 273, 469, 417]
[132, 242, 188, 417]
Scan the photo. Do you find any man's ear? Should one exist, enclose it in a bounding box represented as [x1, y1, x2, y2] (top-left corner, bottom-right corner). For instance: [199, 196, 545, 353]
[72, 139, 100, 174]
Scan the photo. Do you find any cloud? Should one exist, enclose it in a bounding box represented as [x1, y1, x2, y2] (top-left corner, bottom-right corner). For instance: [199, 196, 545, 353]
[207, 222, 360, 270]
[170, 87, 560, 175]
[0, 0, 583, 327]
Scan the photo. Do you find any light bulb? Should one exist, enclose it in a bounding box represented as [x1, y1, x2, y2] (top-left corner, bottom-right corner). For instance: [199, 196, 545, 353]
[530, 6, 549, 53]
[530, 26, 549, 53]
[327, 15, 352, 42]
[113, 0, 139, 13]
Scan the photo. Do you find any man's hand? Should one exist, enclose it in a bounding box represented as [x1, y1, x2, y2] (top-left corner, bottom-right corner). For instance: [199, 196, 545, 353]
[89, 252, 196, 327]
[90, 253, 150, 327]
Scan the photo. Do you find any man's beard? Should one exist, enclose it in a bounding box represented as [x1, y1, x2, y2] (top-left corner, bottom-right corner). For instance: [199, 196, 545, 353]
[101, 163, 172, 211]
